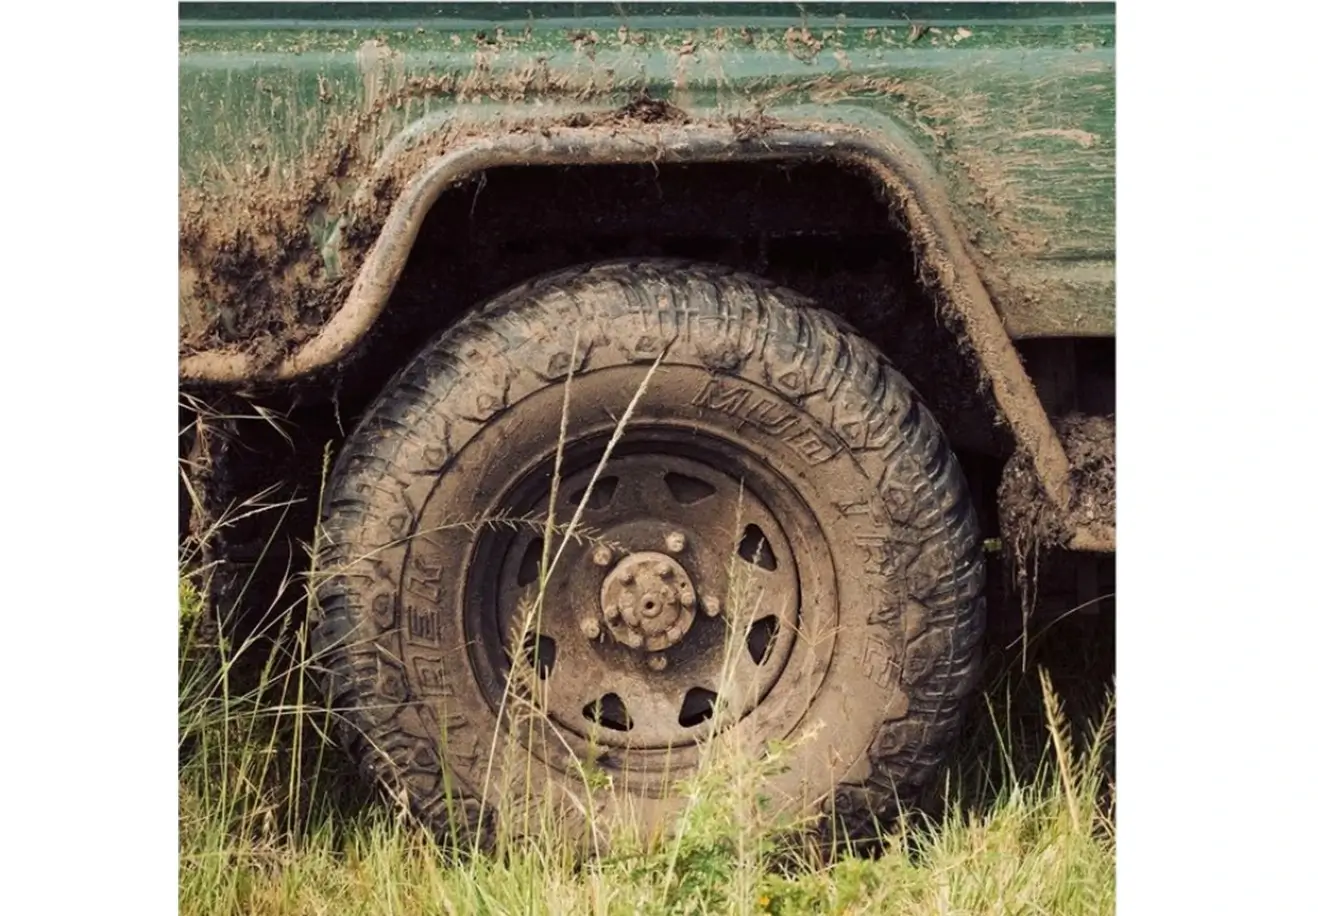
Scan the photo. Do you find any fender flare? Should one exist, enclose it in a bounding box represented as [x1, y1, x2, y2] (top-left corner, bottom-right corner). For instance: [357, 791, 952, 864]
[179, 107, 1104, 547]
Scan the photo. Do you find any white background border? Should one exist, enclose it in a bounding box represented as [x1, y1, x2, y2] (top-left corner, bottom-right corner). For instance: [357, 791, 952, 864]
[3, 1, 1314, 912]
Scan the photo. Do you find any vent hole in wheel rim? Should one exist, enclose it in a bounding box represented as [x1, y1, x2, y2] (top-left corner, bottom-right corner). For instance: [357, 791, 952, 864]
[522, 634, 556, 679]
[584, 693, 632, 732]
[747, 616, 779, 665]
[737, 524, 778, 571]
[517, 537, 544, 587]
[569, 476, 618, 510]
[679, 688, 718, 727]
[664, 472, 717, 505]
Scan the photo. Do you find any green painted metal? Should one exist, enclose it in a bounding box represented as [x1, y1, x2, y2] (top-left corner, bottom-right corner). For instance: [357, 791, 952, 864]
[179, 3, 1115, 338]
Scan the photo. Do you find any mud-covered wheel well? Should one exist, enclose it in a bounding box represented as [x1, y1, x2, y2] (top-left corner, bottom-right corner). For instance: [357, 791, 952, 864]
[347, 160, 1007, 450]
[188, 158, 1021, 630]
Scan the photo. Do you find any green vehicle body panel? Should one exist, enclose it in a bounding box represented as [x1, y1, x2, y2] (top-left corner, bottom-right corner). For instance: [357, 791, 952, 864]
[179, 2, 1115, 340]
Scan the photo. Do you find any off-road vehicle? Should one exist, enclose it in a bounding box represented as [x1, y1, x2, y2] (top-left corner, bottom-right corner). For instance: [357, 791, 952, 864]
[179, 2, 1115, 844]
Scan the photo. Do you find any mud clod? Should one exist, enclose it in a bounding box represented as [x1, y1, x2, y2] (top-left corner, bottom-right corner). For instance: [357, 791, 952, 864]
[999, 413, 1115, 554]
[727, 109, 785, 142]
[615, 94, 690, 125]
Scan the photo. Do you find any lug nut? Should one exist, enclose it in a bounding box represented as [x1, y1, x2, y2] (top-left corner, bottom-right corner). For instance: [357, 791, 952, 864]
[666, 624, 684, 643]
[620, 570, 635, 585]
[604, 603, 621, 621]
[665, 531, 686, 553]
[703, 596, 721, 617]
[625, 631, 644, 649]
[647, 654, 668, 672]
[592, 545, 614, 567]
[680, 588, 695, 609]
[580, 617, 601, 639]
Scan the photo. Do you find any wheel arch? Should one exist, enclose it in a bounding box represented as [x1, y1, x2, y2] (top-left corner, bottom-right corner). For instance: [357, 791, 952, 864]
[178, 105, 1105, 550]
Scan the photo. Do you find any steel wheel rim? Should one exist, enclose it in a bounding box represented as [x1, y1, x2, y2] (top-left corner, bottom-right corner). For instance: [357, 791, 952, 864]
[464, 426, 835, 776]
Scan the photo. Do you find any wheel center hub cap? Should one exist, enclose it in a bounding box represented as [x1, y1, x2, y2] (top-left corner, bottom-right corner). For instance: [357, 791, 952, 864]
[600, 551, 697, 652]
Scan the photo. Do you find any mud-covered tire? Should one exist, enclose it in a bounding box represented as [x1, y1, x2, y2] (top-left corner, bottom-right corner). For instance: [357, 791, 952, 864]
[314, 260, 985, 845]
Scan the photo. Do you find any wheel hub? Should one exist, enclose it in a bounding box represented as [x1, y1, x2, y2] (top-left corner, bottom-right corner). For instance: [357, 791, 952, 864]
[484, 444, 812, 754]
[599, 551, 697, 652]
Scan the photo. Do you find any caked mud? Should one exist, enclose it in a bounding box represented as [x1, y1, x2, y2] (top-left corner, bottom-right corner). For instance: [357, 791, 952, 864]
[999, 413, 1115, 555]
[179, 70, 799, 366]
